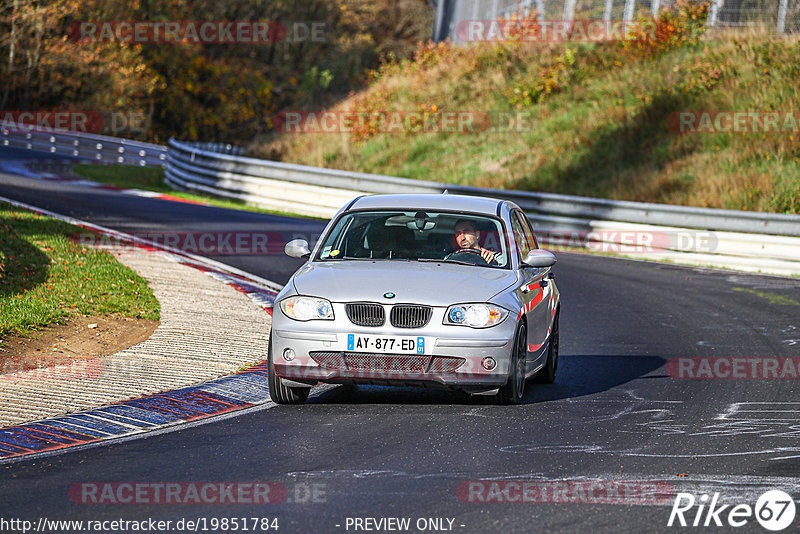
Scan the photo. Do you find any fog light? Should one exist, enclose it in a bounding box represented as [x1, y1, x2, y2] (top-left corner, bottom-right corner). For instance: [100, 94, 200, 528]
[283, 348, 296, 362]
[481, 357, 496, 371]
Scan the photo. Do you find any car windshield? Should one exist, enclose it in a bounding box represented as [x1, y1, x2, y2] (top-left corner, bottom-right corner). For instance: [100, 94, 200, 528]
[315, 210, 509, 268]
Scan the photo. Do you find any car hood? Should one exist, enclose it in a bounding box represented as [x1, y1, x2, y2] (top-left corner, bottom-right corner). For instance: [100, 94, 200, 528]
[292, 261, 518, 306]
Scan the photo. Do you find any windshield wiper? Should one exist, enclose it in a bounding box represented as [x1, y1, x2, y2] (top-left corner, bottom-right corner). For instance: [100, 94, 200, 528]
[326, 256, 412, 261]
[319, 256, 373, 261]
[418, 258, 478, 267]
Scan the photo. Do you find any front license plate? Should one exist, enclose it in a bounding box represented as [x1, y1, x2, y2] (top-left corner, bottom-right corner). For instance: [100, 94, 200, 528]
[346, 334, 426, 354]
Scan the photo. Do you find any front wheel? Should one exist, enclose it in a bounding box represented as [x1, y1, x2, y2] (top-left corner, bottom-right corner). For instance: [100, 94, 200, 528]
[494, 322, 527, 405]
[267, 333, 310, 404]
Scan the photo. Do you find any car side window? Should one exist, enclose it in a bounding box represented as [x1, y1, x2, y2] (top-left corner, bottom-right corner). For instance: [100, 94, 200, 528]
[518, 211, 539, 250]
[510, 212, 531, 262]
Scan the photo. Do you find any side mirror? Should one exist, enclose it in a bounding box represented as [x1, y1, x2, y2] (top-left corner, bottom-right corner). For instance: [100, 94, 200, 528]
[521, 249, 556, 268]
[285, 239, 311, 259]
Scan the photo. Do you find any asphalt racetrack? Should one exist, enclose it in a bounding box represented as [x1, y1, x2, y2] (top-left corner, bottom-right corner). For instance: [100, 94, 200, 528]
[1, 149, 799, 533]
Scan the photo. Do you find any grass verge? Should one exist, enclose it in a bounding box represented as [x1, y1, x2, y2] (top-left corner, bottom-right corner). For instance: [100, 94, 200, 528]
[71, 164, 326, 220]
[0, 202, 159, 338]
[253, 3, 800, 214]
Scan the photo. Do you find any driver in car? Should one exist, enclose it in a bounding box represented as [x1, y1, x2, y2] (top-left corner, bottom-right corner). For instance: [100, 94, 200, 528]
[446, 219, 498, 265]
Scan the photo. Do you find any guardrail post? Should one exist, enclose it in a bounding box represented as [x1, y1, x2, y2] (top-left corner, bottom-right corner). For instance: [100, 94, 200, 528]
[564, 0, 577, 23]
[603, 0, 613, 22]
[535, 0, 545, 22]
[707, 0, 723, 28]
[777, 0, 788, 33]
[623, 0, 636, 31]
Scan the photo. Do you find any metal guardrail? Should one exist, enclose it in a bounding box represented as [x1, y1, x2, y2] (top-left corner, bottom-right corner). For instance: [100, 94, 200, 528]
[0, 125, 168, 167]
[432, 0, 799, 43]
[168, 138, 800, 236]
[165, 138, 443, 218]
[166, 138, 800, 276]
[1, 128, 798, 275]
[454, 185, 800, 237]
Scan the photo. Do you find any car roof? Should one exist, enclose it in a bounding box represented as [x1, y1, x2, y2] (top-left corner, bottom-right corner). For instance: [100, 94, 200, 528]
[347, 194, 506, 216]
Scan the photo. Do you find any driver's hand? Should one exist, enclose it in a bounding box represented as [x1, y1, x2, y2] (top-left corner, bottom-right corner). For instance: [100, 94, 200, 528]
[480, 248, 497, 263]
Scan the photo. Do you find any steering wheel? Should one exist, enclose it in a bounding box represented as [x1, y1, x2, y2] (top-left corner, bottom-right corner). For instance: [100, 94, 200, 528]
[445, 247, 489, 265]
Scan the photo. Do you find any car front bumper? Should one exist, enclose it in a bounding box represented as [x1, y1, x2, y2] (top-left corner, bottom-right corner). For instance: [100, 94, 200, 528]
[270, 306, 517, 391]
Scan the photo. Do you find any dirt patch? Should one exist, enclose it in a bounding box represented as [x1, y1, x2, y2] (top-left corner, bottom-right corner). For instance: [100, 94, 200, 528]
[0, 315, 158, 376]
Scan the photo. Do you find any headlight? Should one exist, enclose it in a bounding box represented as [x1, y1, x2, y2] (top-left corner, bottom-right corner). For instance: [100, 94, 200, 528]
[444, 303, 507, 328]
[280, 296, 334, 321]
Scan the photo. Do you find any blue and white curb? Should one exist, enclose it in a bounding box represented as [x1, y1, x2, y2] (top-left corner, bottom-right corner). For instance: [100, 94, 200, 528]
[0, 196, 288, 461]
[0, 362, 273, 462]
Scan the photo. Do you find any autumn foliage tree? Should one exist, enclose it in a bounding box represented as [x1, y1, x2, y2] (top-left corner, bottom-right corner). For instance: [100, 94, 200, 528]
[0, 0, 432, 142]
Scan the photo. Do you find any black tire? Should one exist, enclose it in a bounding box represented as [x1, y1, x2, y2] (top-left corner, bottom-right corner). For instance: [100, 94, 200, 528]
[535, 311, 559, 384]
[267, 333, 310, 404]
[494, 321, 527, 405]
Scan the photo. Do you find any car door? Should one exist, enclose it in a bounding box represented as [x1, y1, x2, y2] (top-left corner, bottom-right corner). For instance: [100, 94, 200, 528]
[511, 210, 550, 368]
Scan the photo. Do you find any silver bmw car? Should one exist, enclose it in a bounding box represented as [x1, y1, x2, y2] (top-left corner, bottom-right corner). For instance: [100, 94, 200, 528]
[268, 193, 560, 404]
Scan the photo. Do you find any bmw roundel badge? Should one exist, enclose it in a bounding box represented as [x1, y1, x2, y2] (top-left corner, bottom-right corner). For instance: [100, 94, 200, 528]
[384, 292, 396, 299]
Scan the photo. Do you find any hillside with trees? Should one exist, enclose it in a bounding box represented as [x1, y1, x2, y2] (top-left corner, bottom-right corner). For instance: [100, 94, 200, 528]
[254, 2, 799, 213]
[1, 0, 433, 142]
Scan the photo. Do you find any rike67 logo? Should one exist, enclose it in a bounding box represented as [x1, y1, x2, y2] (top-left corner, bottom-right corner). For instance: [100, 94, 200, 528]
[668, 490, 796, 531]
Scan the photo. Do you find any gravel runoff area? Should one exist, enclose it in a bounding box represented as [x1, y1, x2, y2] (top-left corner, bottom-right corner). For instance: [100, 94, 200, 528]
[0, 247, 273, 427]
